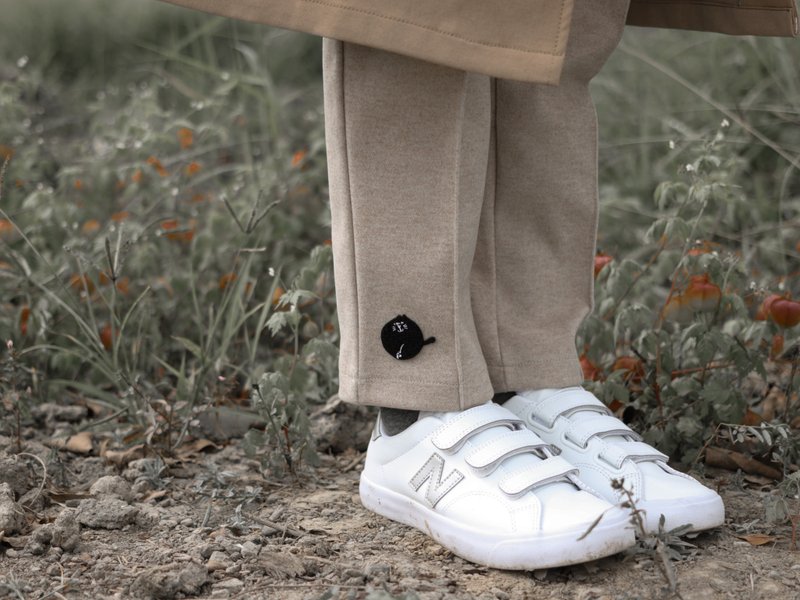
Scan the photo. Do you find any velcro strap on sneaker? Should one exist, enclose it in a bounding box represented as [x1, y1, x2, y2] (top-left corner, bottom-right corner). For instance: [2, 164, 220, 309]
[464, 429, 551, 475]
[565, 415, 639, 448]
[499, 456, 578, 497]
[599, 441, 668, 469]
[528, 389, 609, 428]
[431, 403, 523, 452]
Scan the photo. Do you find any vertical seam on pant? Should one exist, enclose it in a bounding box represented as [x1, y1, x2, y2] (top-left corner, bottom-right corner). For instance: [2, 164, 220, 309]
[452, 74, 469, 410]
[339, 41, 361, 403]
[490, 78, 507, 391]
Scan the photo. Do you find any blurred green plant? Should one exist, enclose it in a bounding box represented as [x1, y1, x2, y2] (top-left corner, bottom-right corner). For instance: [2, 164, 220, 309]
[0, 1, 798, 490]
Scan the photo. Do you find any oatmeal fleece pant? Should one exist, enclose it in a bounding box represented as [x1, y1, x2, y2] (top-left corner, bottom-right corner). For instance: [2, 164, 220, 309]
[322, 0, 631, 412]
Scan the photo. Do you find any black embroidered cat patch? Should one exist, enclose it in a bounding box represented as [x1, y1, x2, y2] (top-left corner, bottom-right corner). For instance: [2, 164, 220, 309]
[381, 315, 436, 360]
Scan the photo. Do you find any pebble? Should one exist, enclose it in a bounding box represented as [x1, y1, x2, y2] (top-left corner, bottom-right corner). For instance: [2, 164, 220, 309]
[213, 578, 244, 591]
[89, 476, 132, 502]
[239, 540, 259, 560]
[134, 505, 161, 528]
[365, 563, 390, 579]
[76, 498, 138, 530]
[207, 550, 232, 571]
[0, 482, 25, 534]
[128, 561, 207, 599]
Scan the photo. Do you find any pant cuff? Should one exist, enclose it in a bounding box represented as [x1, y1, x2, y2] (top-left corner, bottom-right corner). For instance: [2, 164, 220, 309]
[487, 347, 584, 394]
[338, 371, 496, 412]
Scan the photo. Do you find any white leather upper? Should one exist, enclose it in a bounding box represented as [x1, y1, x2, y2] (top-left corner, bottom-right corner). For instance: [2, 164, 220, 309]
[363, 401, 618, 535]
[504, 387, 721, 506]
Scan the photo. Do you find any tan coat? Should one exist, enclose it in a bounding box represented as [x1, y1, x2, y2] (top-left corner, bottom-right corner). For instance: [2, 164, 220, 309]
[162, 0, 798, 83]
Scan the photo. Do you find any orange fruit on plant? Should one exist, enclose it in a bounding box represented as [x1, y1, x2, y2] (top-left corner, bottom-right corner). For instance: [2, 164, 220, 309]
[177, 128, 193, 149]
[662, 293, 691, 323]
[291, 149, 307, 167]
[185, 162, 202, 176]
[683, 273, 721, 312]
[69, 273, 95, 294]
[755, 293, 782, 321]
[768, 296, 800, 328]
[146, 156, 168, 177]
[612, 356, 645, 383]
[219, 273, 237, 290]
[99, 323, 116, 350]
[0, 219, 14, 238]
[594, 252, 613, 278]
[115, 277, 130, 295]
[82, 219, 101, 234]
[19, 306, 30, 336]
[579, 353, 602, 381]
[272, 286, 286, 308]
[770, 333, 784, 358]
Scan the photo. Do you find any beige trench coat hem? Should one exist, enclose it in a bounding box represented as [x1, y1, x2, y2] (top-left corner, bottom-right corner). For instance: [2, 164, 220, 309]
[163, 0, 571, 83]
[628, 0, 799, 37]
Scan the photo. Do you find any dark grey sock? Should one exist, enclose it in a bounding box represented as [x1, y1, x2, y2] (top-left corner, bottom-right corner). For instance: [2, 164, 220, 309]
[380, 408, 420, 435]
[492, 391, 516, 405]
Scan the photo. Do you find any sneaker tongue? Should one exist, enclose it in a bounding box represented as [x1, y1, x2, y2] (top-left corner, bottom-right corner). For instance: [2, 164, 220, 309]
[518, 386, 578, 403]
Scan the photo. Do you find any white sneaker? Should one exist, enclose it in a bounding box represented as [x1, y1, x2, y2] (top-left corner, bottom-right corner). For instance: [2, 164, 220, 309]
[503, 387, 725, 534]
[359, 401, 635, 570]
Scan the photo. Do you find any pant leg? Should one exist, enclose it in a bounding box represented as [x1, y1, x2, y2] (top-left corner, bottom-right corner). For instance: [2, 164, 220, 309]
[322, 38, 495, 411]
[470, 0, 632, 393]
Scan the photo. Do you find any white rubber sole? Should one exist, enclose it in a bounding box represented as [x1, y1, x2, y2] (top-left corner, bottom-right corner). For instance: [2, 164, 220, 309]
[360, 473, 636, 570]
[639, 493, 725, 534]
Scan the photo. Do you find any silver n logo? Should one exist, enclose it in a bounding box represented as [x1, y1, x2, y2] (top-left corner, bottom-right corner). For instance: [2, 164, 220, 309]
[409, 453, 464, 507]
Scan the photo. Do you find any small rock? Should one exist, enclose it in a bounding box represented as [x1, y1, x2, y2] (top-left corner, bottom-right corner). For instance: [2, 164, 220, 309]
[131, 479, 154, 495]
[213, 578, 243, 591]
[0, 455, 36, 499]
[129, 561, 207, 599]
[365, 563, 390, 579]
[200, 544, 221, 559]
[179, 517, 194, 527]
[0, 482, 25, 534]
[18, 486, 47, 511]
[123, 458, 164, 482]
[51, 508, 80, 551]
[239, 540, 259, 560]
[196, 406, 266, 442]
[89, 476, 132, 501]
[310, 396, 374, 453]
[257, 551, 305, 578]
[76, 497, 138, 530]
[206, 550, 232, 572]
[33, 402, 88, 424]
[26, 524, 52, 555]
[135, 505, 161, 529]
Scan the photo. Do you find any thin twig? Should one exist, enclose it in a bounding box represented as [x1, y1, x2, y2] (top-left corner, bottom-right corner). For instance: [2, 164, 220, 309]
[16, 452, 47, 510]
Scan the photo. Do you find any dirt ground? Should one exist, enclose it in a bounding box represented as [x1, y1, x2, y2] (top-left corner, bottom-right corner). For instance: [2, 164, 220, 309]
[0, 402, 798, 600]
